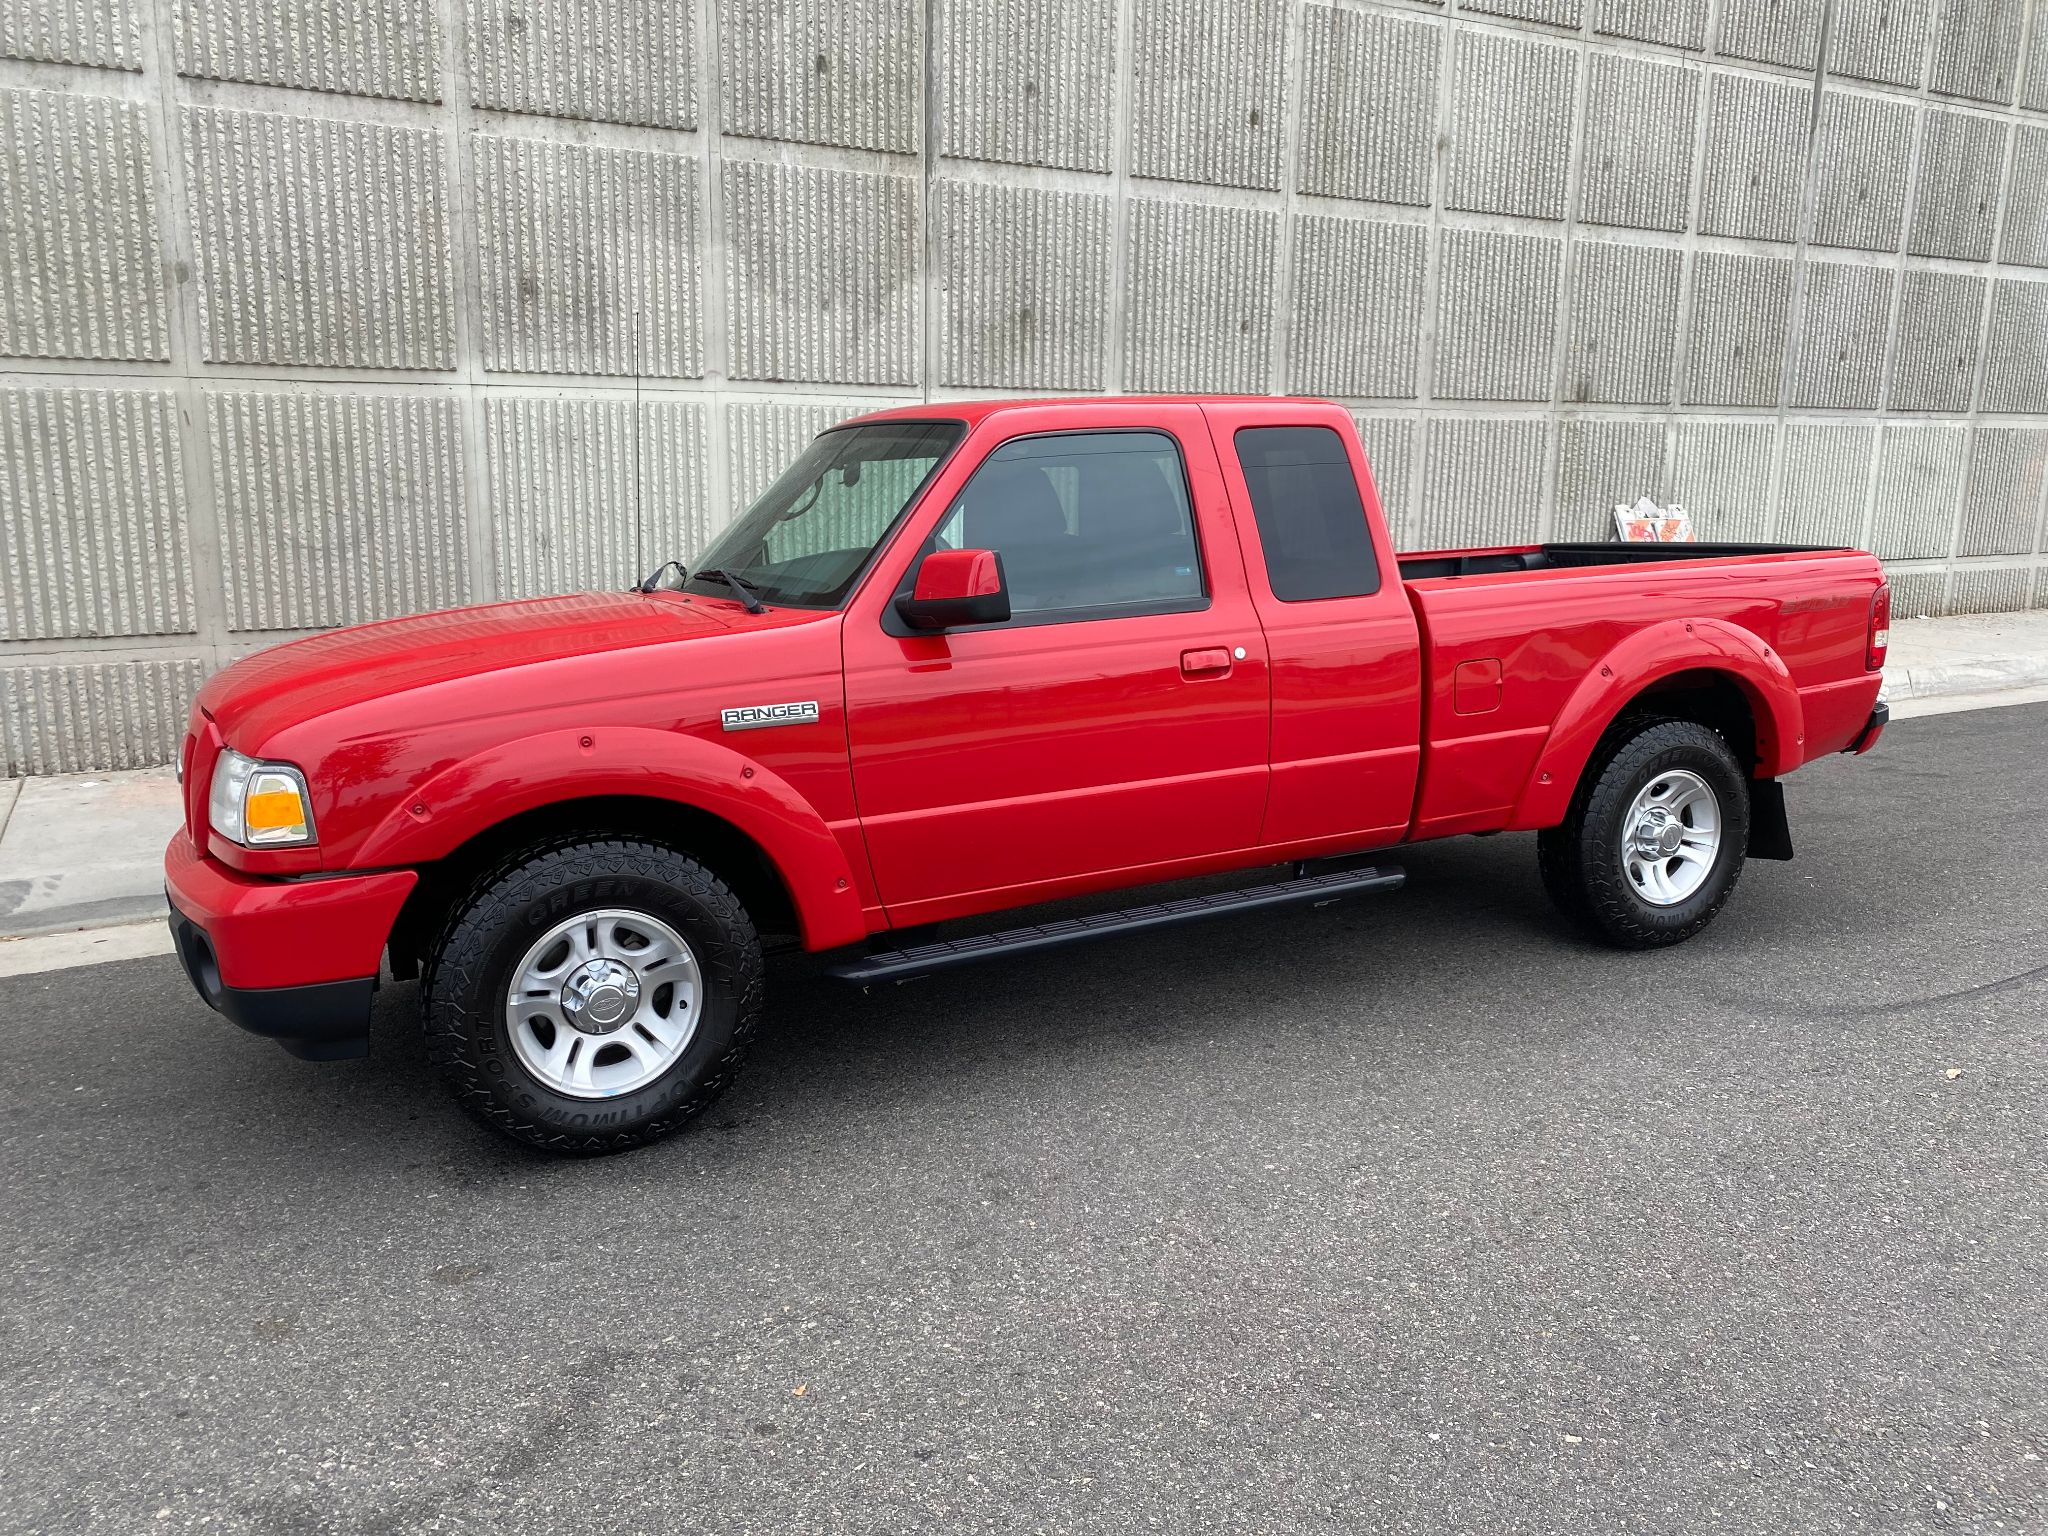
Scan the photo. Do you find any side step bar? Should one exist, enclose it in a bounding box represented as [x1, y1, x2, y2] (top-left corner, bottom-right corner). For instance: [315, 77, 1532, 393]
[827, 864, 1406, 986]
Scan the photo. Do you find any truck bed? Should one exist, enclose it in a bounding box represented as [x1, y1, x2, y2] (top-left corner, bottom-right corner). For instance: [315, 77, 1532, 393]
[1393, 541, 1887, 842]
[1396, 541, 1843, 582]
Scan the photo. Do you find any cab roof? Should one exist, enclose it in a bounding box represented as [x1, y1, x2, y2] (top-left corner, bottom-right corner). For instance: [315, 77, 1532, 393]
[837, 395, 1343, 429]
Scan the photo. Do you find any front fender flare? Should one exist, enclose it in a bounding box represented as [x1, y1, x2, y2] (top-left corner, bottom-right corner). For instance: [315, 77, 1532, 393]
[1507, 618, 1805, 830]
[351, 727, 868, 951]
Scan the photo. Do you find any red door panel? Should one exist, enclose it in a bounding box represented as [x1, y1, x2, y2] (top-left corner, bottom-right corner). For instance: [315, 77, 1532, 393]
[843, 405, 1271, 925]
[1205, 402, 1424, 851]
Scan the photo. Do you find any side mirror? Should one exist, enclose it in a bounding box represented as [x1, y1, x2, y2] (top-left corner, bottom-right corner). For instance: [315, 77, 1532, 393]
[894, 548, 1011, 632]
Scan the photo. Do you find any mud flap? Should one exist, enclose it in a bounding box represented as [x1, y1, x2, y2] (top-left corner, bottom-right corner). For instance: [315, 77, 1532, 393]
[1747, 779, 1794, 861]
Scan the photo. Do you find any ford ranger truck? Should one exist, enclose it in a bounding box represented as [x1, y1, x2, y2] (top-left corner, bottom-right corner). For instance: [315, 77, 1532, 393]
[165, 398, 1892, 1154]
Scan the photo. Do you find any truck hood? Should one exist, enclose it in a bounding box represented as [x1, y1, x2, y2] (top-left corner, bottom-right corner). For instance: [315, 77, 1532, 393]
[199, 592, 740, 747]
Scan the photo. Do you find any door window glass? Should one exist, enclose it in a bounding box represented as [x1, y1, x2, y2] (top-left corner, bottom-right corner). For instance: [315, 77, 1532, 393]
[1235, 426, 1382, 601]
[926, 431, 1204, 619]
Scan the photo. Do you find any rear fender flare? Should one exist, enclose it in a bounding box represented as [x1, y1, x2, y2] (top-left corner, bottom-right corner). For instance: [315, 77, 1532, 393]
[1507, 619, 1804, 830]
[352, 727, 868, 950]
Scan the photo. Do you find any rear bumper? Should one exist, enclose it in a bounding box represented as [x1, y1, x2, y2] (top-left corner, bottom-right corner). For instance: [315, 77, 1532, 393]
[163, 829, 416, 1061]
[1846, 698, 1890, 755]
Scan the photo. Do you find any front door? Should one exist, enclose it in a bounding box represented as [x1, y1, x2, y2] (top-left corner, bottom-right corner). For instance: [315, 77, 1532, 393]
[843, 408, 1271, 926]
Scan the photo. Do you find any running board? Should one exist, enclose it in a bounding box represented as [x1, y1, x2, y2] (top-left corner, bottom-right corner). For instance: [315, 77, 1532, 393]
[827, 864, 1406, 986]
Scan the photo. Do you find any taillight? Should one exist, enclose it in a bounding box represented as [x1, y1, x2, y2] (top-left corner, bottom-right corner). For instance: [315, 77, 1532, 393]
[1867, 582, 1891, 671]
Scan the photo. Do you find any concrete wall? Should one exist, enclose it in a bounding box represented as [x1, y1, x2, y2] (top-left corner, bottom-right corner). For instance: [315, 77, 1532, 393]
[4, 0, 2048, 772]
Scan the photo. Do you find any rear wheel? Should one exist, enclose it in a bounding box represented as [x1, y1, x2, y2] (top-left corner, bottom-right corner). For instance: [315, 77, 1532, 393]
[423, 839, 763, 1154]
[1538, 718, 1750, 949]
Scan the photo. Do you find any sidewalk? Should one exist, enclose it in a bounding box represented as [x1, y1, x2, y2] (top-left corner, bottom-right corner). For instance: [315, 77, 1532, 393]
[2, 609, 2045, 949]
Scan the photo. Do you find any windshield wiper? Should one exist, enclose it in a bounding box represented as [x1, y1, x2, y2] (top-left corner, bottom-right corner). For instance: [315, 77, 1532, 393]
[707, 567, 766, 614]
[635, 559, 685, 593]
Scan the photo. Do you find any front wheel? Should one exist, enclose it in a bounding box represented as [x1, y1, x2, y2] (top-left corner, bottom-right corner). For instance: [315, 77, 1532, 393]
[423, 839, 763, 1154]
[1538, 718, 1750, 949]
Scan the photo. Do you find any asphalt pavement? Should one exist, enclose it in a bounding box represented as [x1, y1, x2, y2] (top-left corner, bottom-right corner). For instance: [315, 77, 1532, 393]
[2, 704, 2043, 1535]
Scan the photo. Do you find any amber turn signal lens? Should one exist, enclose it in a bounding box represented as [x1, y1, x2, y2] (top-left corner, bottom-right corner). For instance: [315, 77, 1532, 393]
[244, 788, 306, 833]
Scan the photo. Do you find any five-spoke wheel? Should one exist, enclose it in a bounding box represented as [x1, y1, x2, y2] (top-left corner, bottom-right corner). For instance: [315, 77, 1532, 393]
[506, 908, 702, 1098]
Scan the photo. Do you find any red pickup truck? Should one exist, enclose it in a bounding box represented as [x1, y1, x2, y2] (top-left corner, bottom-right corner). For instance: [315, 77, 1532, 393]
[165, 397, 1891, 1153]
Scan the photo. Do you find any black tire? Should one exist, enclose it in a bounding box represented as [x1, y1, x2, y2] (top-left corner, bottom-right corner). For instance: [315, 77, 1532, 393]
[423, 838, 763, 1154]
[1537, 718, 1750, 949]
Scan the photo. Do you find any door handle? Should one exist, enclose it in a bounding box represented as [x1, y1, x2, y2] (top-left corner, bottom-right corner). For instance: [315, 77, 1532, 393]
[1180, 647, 1233, 677]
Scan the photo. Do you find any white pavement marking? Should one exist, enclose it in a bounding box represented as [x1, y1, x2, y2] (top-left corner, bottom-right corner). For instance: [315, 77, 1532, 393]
[0, 920, 174, 979]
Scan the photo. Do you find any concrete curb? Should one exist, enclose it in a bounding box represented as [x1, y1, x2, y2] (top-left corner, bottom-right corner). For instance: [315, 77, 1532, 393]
[1884, 613, 2048, 702]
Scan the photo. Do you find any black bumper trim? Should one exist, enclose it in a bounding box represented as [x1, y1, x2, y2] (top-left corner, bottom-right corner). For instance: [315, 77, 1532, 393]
[168, 903, 374, 1061]
[1846, 698, 1891, 754]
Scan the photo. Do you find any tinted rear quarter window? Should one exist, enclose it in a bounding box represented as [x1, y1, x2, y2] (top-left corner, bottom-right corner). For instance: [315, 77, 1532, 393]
[1235, 426, 1381, 602]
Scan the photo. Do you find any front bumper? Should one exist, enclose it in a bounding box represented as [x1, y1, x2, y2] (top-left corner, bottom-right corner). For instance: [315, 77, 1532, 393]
[163, 829, 416, 1061]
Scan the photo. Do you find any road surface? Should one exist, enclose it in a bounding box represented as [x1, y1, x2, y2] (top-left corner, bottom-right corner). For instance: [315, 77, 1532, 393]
[3, 703, 2043, 1533]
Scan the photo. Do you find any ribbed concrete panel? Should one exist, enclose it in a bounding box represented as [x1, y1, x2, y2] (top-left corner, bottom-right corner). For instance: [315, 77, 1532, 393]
[1811, 91, 1913, 253]
[176, 0, 438, 101]
[1999, 126, 2048, 269]
[1778, 424, 1875, 546]
[183, 107, 451, 369]
[722, 161, 917, 386]
[1955, 427, 2048, 556]
[1980, 278, 2048, 415]
[469, 0, 696, 129]
[1684, 252, 1793, 407]
[1594, 0, 1706, 48]
[484, 395, 632, 599]
[936, 180, 1109, 391]
[1871, 424, 1966, 558]
[1579, 54, 1696, 234]
[1929, 0, 2024, 104]
[486, 394, 710, 597]
[724, 397, 899, 517]
[1701, 72, 1808, 243]
[1124, 198, 1277, 394]
[1, 0, 139, 68]
[2025, 14, 2048, 111]
[475, 134, 702, 379]
[1, 387, 192, 641]
[1351, 414, 1414, 541]
[1829, 0, 1929, 88]
[1672, 421, 1775, 540]
[939, 0, 1112, 172]
[1298, 4, 1436, 208]
[1949, 565, 2032, 613]
[1418, 418, 1548, 548]
[1, 658, 204, 776]
[1, 89, 166, 362]
[1909, 109, 2007, 262]
[722, 0, 919, 153]
[1289, 215, 1424, 399]
[1555, 418, 1665, 540]
[1717, 0, 1825, 67]
[1435, 229, 1561, 403]
[1129, 0, 1286, 192]
[1447, 30, 1574, 220]
[1565, 240, 1679, 405]
[213, 390, 467, 630]
[639, 398, 714, 563]
[1461, 0, 1581, 28]
[1885, 566, 1947, 617]
[1890, 269, 1983, 411]
[1791, 262, 1892, 410]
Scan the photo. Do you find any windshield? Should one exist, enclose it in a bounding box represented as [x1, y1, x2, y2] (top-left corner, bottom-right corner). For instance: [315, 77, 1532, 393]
[683, 421, 965, 609]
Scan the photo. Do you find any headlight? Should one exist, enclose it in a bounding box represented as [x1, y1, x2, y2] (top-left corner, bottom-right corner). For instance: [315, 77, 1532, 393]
[207, 749, 316, 847]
